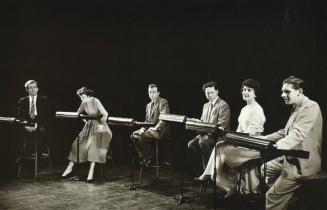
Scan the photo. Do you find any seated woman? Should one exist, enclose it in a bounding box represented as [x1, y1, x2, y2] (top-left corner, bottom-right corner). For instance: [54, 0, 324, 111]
[196, 79, 266, 196]
[61, 87, 112, 183]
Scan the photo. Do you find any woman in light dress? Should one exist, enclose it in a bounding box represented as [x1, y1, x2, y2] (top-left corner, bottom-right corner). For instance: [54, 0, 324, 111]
[61, 87, 112, 183]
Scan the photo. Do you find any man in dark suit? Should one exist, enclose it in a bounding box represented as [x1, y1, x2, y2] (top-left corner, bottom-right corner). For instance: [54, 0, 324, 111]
[131, 84, 170, 164]
[188, 81, 230, 169]
[14, 80, 49, 163]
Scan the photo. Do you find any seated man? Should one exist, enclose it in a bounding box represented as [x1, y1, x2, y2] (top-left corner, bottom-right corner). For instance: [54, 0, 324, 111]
[14, 80, 49, 164]
[262, 76, 323, 210]
[131, 84, 170, 165]
[188, 81, 230, 169]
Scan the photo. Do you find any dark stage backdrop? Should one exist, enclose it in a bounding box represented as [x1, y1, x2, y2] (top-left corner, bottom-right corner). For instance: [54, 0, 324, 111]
[1, 1, 326, 178]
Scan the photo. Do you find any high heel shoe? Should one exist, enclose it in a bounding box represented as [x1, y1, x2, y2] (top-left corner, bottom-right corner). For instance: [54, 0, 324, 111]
[60, 171, 74, 179]
[86, 178, 94, 183]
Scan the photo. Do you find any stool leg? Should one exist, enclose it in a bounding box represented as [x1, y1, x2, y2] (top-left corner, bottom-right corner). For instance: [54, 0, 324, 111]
[139, 165, 143, 185]
[17, 139, 27, 178]
[109, 147, 114, 167]
[17, 163, 22, 178]
[155, 141, 159, 183]
[34, 139, 38, 177]
[47, 146, 52, 169]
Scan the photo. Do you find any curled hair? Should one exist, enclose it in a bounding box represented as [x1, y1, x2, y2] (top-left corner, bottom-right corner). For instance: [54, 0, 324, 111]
[24, 80, 38, 90]
[202, 81, 218, 92]
[241, 79, 261, 96]
[283, 76, 305, 90]
[148, 83, 159, 91]
[76, 87, 94, 96]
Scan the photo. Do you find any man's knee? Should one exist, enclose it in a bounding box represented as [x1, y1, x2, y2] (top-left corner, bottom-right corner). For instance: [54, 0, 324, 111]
[187, 138, 198, 151]
[131, 133, 138, 140]
[199, 139, 214, 153]
[131, 130, 144, 140]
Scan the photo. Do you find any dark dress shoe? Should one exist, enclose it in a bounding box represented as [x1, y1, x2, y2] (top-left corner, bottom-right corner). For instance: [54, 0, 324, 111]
[145, 159, 157, 167]
[139, 159, 147, 165]
[140, 157, 153, 166]
[86, 179, 94, 183]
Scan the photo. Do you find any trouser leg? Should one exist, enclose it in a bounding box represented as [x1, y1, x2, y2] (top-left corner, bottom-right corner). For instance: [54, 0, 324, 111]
[199, 138, 215, 168]
[131, 129, 156, 160]
[261, 157, 284, 187]
[265, 160, 301, 210]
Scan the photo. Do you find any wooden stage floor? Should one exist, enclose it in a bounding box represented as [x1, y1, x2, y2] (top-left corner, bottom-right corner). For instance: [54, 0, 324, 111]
[0, 163, 263, 210]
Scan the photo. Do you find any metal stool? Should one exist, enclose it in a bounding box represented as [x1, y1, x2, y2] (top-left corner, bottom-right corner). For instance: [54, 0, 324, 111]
[17, 134, 52, 178]
[236, 159, 262, 194]
[139, 139, 172, 185]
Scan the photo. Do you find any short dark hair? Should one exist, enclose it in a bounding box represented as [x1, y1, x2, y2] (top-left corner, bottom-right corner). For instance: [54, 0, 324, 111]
[148, 83, 159, 91]
[24, 80, 38, 90]
[283, 76, 305, 90]
[76, 87, 94, 96]
[241, 79, 261, 96]
[202, 81, 218, 92]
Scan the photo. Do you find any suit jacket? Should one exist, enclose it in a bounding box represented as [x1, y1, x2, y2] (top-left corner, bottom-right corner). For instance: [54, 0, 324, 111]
[16, 95, 49, 129]
[145, 96, 170, 136]
[200, 96, 230, 130]
[265, 96, 323, 177]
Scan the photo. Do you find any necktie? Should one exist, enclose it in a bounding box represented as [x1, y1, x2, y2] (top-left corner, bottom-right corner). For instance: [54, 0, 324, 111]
[150, 101, 154, 116]
[30, 97, 36, 119]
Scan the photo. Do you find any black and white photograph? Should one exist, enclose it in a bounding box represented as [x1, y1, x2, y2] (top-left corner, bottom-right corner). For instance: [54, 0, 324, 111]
[0, 1, 326, 210]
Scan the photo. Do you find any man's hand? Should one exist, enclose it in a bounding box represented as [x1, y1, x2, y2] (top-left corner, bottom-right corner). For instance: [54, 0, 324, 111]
[139, 127, 146, 134]
[188, 118, 202, 122]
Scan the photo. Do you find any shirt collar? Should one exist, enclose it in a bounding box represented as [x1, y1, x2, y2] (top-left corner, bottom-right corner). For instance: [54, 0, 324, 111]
[211, 96, 219, 106]
[151, 97, 160, 104]
[29, 95, 37, 100]
[293, 95, 308, 112]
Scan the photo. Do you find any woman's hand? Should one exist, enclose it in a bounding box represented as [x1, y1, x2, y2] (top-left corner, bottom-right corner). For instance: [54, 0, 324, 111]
[100, 117, 107, 124]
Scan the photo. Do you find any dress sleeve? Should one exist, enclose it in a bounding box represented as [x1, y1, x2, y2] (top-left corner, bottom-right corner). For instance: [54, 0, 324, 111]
[245, 106, 266, 136]
[94, 98, 108, 123]
[77, 102, 85, 114]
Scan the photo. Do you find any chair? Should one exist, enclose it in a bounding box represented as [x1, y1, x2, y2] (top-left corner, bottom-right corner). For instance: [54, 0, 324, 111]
[17, 133, 52, 178]
[138, 138, 173, 186]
